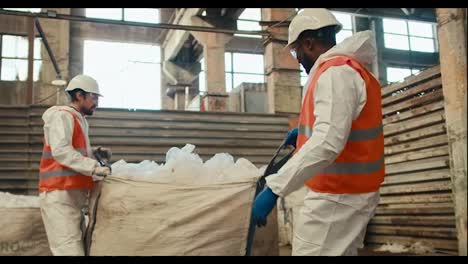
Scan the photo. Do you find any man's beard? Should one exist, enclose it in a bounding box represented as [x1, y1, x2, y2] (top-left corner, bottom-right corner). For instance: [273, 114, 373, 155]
[301, 56, 315, 75]
[82, 107, 95, 116]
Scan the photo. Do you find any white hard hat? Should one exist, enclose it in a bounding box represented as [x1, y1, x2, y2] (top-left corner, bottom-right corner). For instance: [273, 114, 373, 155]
[65, 74, 102, 97]
[287, 8, 342, 48]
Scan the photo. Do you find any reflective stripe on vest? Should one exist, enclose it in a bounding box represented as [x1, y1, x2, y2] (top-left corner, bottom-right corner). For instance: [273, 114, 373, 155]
[41, 148, 87, 159]
[298, 55, 385, 194]
[323, 155, 384, 175]
[299, 123, 383, 142]
[39, 169, 82, 179]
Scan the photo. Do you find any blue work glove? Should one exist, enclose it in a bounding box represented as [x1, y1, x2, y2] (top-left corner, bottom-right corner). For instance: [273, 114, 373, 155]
[284, 128, 298, 148]
[251, 187, 279, 227]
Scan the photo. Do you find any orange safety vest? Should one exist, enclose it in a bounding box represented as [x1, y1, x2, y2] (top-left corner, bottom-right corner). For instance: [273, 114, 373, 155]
[39, 109, 94, 193]
[297, 56, 385, 194]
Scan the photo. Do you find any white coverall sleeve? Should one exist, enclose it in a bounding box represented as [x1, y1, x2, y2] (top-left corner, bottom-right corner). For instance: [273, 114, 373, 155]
[266, 65, 366, 197]
[44, 111, 98, 176]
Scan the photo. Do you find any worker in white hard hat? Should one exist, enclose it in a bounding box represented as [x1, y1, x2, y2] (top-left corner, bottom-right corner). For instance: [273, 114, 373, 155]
[251, 8, 384, 255]
[38, 74, 112, 256]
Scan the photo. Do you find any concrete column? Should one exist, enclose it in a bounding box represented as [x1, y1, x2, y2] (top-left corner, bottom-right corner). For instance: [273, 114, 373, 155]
[372, 18, 387, 85]
[262, 8, 301, 114]
[436, 8, 467, 256]
[191, 16, 232, 112]
[162, 60, 197, 109]
[174, 88, 187, 110]
[160, 69, 175, 110]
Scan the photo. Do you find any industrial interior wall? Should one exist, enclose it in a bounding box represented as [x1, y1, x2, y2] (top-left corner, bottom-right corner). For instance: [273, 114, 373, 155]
[0, 9, 70, 106]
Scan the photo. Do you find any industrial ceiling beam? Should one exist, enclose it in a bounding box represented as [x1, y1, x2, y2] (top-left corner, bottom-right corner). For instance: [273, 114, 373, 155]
[0, 9, 269, 36]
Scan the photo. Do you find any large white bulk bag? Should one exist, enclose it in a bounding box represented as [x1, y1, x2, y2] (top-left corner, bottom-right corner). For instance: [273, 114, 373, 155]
[0, 192, 52, 256]
[86, 176, 259, 256]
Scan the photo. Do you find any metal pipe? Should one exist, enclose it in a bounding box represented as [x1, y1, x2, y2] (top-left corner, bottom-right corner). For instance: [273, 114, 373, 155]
[27, 16, 34, 104]
[0, 9, 270, 36]
[34, 19, 62, 79]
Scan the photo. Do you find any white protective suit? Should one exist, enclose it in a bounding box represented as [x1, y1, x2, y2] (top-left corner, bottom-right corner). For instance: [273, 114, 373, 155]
[266, 30, 381, 256]
[39, 105, 100, 256]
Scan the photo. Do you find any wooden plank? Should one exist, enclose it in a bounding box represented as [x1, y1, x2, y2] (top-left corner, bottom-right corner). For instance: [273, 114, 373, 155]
[90, 113, 290, 125]
[87, 128, 285, 140]
[27, 146, 290, 157]
[89, 120, 289, 132]
[0, 120, 30, 126]
[383, 89, 443, 116]
[381, 65, 441, 97]
[89, 128, 285, 140]
[0, 107, 29, 116]
[27, 113, 289, 125]
[370, 215, 456, 227]
[28, 120, 289, 133]
[0, 160, 30, 168]
[382, 77, 442, 106]
[0, 131, 30, 135]
[385, 134, 448, 155]
[0, 153, 31, 160]
[382, 169, 451, 185]
[367, 225, 457, 239]
[0, 134, 29, 142]
[375, 202, 454, 215]
[383, 100, 445, 126]
[380, 180, 452, 195]
[385, 156, 449, 175]
[379, 193, 453, 204]
[0, 180, 33, 189]
[0, 139, 31, 144]
[384, 110, 445, 136]
[384, 123, 446, 146]
[0, 172, 39, 180]
[29, 136, 283, 148]
[384, 146, 449, 164]
[365, 235, 458, 251]
[28, 107, 290, 124]
[0, 125, 31, 132]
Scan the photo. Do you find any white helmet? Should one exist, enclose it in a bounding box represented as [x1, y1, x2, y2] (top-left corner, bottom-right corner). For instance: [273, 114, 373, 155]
[287, 8, 342, 48]
[65, 74, 102, 97]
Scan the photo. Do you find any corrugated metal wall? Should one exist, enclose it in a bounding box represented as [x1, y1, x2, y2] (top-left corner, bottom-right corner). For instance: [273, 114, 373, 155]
[0, 106, 289, 195]
[365, 65, 458, 255]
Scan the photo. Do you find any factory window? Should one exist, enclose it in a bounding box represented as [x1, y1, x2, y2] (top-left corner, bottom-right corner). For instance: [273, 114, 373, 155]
[386, 66, 420, 83]
[331, 12, 354, 43]
[83, 40, 161, 110]
[226, 52, 264, 92]
[236, 8, 262, 38]
[85, 8, 160, 23]
[2, 8, 41, 13]
[198, 52, 264, 93]
[0, 35, 42, 81]
[199, 57, 206, 93]
[383, 18, 436, 52]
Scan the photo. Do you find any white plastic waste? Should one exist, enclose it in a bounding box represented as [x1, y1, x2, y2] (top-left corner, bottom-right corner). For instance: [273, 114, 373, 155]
[375, 242, 434, 254]
[0, 192, 40, 208]
[110, 144, 262, 184]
